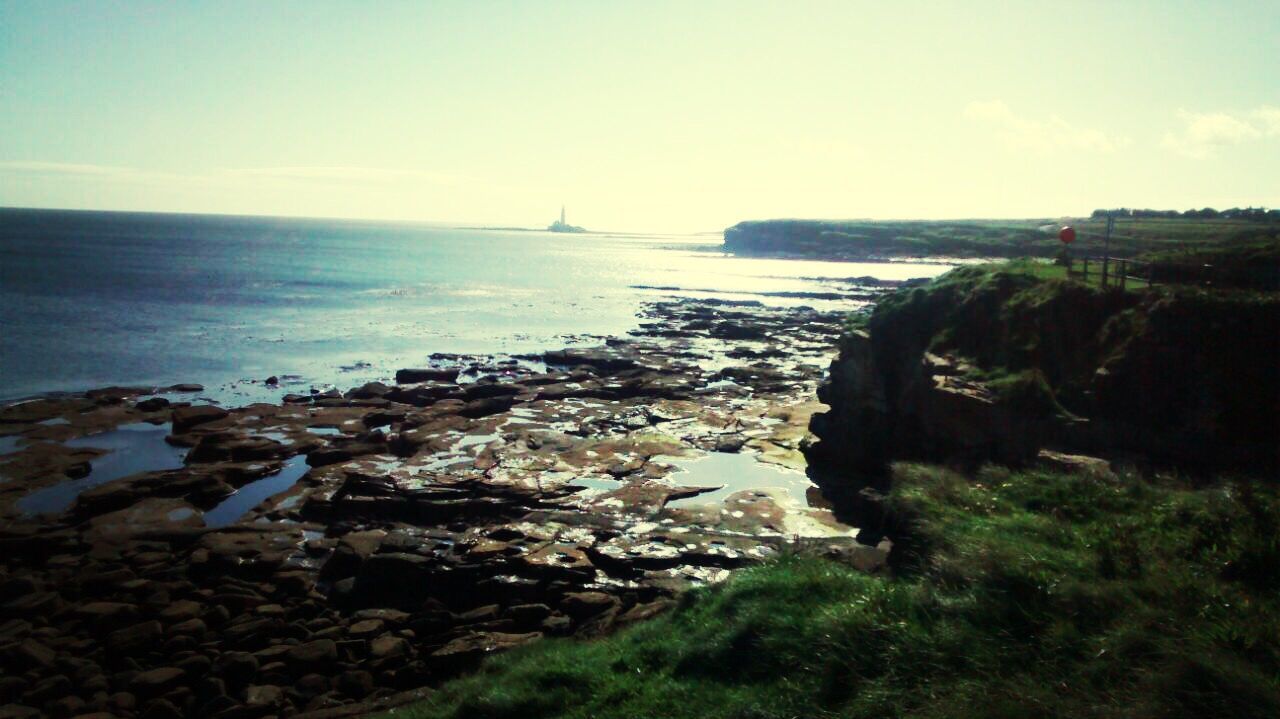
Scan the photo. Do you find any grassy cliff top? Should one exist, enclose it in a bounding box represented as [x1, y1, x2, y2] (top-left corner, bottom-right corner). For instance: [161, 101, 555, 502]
[723, 217, 1280, 265]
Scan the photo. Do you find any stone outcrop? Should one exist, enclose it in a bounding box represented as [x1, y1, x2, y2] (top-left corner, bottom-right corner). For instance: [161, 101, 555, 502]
[807, 266, 1280, 478]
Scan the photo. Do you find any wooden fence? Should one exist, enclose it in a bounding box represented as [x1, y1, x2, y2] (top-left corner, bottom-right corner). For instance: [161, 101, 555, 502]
[1069, 256, 1155, 289]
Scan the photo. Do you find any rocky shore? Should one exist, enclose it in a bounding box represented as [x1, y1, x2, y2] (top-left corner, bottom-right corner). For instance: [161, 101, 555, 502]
[0, 296, 898, 719]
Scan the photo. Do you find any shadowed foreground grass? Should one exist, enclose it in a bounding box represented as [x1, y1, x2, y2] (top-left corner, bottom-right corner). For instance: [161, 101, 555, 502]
[387, 464, 1280, 719]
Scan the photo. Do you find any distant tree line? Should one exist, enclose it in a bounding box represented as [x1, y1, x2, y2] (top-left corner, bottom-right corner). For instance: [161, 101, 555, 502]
[1091, 207, 1280, 221]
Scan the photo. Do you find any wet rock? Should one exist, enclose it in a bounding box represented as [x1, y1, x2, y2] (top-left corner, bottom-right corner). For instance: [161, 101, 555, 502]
[64, 461, 92, 478]
[507, 603, 552, 626]
[459, 396, 520, 419]
[347, 381, 393, 400]
[429, 632, 541, 674]
[544, 348, 638, 373]
[714, 435, 747, 453]
[171, 405, 228, 434]
[395, 368, 460, 384]
[307, 433, 387, 467]
[361, 409, 405, 429]
[560, 591, 618, 619]
[136, 397, 171, 412]
[185, 434, 290, 464]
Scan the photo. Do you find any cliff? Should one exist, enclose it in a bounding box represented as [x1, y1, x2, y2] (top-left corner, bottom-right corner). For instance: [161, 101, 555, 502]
[723, 219, 1057, 260]
[807, 264, 1280, 478]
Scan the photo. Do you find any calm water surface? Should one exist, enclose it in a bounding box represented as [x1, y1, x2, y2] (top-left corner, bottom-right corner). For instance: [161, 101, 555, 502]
[1, 208, 951, 403]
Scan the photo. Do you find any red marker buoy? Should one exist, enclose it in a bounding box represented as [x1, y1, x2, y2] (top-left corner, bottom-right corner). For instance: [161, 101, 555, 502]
[1059, 226, 1076, 244]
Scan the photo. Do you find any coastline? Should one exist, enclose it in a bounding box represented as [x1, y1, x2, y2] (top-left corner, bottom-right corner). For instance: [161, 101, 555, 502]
[0, 291, 905, 716]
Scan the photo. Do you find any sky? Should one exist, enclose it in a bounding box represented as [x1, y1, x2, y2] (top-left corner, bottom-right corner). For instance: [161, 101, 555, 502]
[1, 1, 1277, 233]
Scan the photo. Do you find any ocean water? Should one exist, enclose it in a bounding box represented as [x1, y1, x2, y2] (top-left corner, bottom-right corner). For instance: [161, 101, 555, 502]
[0, 208, 952, 404]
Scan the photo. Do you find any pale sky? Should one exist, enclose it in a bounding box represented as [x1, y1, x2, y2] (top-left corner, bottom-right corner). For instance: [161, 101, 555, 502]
[1, 1, 1277, 232]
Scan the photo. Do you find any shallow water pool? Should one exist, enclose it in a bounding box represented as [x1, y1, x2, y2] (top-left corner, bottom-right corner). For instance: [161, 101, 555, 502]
[661, 451, 814, 508]
[17, 422, 187, 516]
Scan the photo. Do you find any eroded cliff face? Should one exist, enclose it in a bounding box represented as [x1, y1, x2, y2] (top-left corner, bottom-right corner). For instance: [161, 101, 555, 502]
[809, 331, 1043, 474]
[806, 267, 1279, 482]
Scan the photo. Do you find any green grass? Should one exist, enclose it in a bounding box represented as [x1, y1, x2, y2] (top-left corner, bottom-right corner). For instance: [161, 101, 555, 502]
[386, 464, 1280, 719]
[722, 216, 1279, 269]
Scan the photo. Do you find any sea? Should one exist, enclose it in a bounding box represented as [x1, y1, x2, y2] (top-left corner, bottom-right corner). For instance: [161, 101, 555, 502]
[0, 208, 953, 405]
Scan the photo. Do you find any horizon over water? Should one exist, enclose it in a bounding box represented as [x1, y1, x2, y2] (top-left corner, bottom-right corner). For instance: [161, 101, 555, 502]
[0, 207, 952, 405]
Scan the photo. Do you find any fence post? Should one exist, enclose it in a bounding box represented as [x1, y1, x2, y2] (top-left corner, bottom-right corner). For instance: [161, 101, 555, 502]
[1102, 256, 1110, 288]
[1119, 260, 1127, 290]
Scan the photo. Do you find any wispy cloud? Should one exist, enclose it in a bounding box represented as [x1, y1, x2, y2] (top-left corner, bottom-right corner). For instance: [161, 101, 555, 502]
[0, 161, 146, 177]
[963, 100, 1130, 153]
[1161, 106, 1280, 158]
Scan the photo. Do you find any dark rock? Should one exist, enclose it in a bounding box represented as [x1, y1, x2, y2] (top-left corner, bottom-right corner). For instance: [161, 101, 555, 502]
[459, 396, 519, 418]
[139, 697, 182, 719]
[361, 409, 405, 429]
[306, 434, 387, 467]
[347, 381, 392, 400]
[507, 603, 552, 626]
[129, 667, 185, 696]
[64, 461, 92, 479]
[244, 684, 283, 710]
[368, 635, 409, 661]
[136, 397, 171, 412]
[429, 632, 541, 674]
[216, 652, 259, 687]
[9, 639, 55, 669]
[395, 368, 459, 384]
[295, 673, 330, 698]
[560, 591, 619, 619]
[171, 405, 228, 434]
[543, 348, 638, 373]
[106, 621, 162, 653]
[23, 674, 71, 704]
[47, 696, 86, 718]
[336, 670, 373, 699]
[74, 601, 140, 629]
[186, 434, 290, 464]
[285, 639, 337, 668]
[462, 383, 522, 401]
